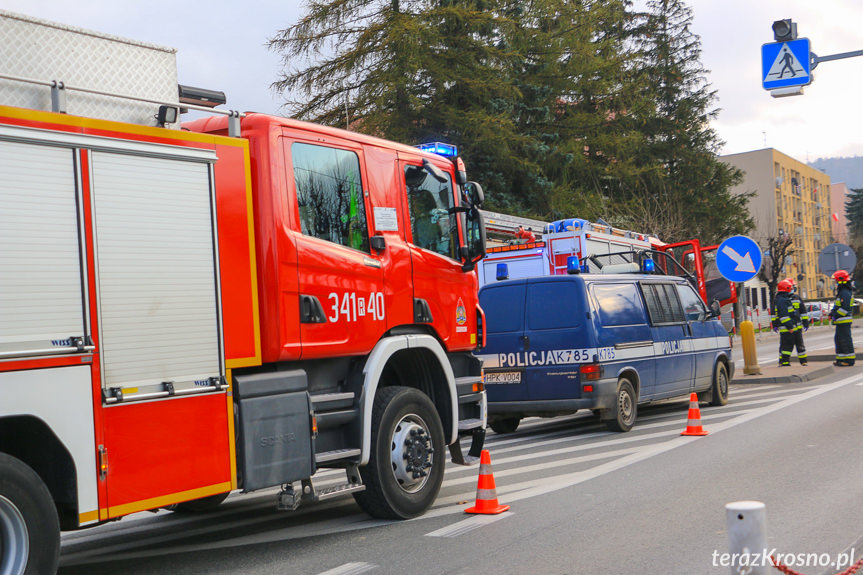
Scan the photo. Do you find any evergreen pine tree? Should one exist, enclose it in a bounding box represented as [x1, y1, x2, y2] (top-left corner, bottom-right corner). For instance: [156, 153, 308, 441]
[629, 0, 752, 243]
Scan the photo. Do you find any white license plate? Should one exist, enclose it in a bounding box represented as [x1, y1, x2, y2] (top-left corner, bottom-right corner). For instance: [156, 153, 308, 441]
[484, 371, 522, 384]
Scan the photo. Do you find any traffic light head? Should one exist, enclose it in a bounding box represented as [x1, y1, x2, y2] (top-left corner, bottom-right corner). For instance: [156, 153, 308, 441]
[772, 19, 797, 42]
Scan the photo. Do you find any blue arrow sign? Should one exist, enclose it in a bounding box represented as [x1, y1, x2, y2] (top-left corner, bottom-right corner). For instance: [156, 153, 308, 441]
[717, 236, 763, 283]
[762, 38, 811, 90]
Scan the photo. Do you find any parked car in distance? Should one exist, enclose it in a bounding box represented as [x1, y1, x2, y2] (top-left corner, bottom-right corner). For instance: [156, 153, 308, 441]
[805, 301, 829, 322]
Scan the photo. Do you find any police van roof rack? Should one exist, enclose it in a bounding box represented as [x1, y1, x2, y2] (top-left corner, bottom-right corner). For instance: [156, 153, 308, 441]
[582, 249, 695, 282]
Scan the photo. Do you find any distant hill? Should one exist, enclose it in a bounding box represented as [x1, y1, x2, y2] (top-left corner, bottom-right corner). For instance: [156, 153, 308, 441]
[809, 156, 863, 189]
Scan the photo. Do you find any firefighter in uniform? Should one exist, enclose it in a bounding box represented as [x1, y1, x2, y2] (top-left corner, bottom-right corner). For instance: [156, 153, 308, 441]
[829, 270, 856, 366]
[787, 278, 809, 365]
[772, 279, 804, 366]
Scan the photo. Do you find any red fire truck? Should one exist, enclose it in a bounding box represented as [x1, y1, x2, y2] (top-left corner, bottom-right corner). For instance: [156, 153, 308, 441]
[0, 11, 487, 574]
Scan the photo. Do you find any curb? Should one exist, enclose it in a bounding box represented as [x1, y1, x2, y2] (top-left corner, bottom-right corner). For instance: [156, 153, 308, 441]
[734, 365, 835, 385]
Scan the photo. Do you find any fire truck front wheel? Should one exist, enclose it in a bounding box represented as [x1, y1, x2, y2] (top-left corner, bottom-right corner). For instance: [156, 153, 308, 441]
[0, 452, 60, 575]
[354, 386, 445, 519]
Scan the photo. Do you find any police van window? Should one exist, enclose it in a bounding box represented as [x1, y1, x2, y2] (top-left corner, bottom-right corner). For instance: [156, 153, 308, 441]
[641, 283, 686, 324]
[481, 284, 525, 333]
[592, 283, 645, 326]
[405, 164, 457, 259]
[675, 283, 706, 322]
[527, 282, 582, 330]
[292, 142, 369, 253]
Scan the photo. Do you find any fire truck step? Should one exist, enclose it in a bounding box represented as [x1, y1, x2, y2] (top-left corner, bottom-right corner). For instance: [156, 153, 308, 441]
[457, 418, 483, 431]
[310, 392, 355, 411]
[304, 481, 366, 503]
[315, 448, 361, 464]
[315, 410, 357, 430]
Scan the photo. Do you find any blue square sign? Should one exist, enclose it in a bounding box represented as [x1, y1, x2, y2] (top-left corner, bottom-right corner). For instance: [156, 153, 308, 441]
[762, 38, 811, 90]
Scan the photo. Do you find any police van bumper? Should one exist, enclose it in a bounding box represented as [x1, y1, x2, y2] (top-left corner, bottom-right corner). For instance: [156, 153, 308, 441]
[487, 378, 619, 417]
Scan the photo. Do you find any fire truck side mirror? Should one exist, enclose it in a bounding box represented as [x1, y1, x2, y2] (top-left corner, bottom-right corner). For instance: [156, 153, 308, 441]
[461, 207, 486, 272]
[465, 181, 484, 208]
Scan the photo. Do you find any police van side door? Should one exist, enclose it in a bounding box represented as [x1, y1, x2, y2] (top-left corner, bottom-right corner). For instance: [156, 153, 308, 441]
[675, 282, 716, 392]
[640, 282, 693, 398]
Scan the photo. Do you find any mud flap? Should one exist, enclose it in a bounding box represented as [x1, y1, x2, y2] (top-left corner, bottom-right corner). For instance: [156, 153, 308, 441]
[449, 428, 485, 466]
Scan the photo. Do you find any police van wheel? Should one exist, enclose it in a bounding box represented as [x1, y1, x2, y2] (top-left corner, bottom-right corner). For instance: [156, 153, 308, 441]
[605, 378, 637, 432]
[489, 418, 520, 434]
[0, 453, 60, 575]
[709, 363, 729, 407]
[354, 387, 445, 519]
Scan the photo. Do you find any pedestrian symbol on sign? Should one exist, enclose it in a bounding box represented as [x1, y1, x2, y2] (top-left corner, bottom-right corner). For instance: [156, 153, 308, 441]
[766, 45, 805, 81]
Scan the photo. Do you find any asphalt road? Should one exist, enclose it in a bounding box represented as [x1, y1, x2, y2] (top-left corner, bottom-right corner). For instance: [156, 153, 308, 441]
[58, 355, 863, 575]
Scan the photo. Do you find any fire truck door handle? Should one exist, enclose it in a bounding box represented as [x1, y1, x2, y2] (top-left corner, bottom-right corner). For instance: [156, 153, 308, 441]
[520, 335, 530, 350]
[300, 295, 328, 323]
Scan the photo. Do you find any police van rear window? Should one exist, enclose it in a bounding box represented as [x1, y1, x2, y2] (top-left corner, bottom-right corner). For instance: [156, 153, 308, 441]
[527, 281, 583, 330]
[480, 284, 525, 333]
[641, 283, 686, 324]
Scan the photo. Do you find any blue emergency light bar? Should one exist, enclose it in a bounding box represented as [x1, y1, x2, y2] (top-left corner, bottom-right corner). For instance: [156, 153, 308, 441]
[418, 142, 458, 157]
[642, 258, 656, 273]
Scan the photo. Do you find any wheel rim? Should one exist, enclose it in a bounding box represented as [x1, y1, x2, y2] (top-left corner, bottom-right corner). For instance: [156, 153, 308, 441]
[718, 368, 728, 397]
[618, 388, 634, 424]
[390, 414, 434, 494]
[0, 494, 29, 575]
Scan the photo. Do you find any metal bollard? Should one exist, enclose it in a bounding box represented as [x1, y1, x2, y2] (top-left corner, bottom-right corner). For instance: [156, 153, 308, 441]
[726, 500, 769, 574]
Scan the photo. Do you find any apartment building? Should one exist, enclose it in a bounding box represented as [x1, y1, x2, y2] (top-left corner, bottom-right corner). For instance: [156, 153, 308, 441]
[720, 148, 833, 301]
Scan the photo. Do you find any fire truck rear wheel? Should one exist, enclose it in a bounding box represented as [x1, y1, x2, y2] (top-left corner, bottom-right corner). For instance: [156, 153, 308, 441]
[353, 386, 445, 519]
[0, 453, 60, 575]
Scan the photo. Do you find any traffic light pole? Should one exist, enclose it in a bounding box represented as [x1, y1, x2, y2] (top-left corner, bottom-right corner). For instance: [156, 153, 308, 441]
[811, 49, 863, 69]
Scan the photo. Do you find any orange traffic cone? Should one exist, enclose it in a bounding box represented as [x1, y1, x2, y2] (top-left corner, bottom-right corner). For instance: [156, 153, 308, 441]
[680, 393, 709, 436]
[465, 450, 510, 514]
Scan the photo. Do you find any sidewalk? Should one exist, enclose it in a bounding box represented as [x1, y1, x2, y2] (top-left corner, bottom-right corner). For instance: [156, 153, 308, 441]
[732, 323, 862, 384]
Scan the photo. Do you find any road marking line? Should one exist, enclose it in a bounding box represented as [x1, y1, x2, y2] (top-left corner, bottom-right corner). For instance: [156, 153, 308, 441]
[425, 512, 513, 538]
[316, 562, 377, 575]
[424, 375, 859, 520]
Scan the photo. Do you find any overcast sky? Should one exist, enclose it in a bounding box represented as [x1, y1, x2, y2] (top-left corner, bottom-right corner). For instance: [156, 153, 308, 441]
[4, 0, 863, 164]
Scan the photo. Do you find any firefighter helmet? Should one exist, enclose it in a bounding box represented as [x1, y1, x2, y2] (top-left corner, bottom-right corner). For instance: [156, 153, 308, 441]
[833, 270, 851, 283]
[777, 279, 793, 292]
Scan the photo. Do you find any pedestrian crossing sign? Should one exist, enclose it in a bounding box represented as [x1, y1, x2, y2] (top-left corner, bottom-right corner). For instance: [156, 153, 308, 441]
[762, 38, 811, 90]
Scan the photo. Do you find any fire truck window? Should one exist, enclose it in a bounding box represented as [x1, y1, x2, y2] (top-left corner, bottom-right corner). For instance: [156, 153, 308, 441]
[292, 142, 369, 253]
[405, 165, 456, 259]
[641, 283, 686, 325]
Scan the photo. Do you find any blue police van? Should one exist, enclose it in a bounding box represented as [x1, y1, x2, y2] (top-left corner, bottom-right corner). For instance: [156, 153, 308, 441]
[476, 256, 733, 433]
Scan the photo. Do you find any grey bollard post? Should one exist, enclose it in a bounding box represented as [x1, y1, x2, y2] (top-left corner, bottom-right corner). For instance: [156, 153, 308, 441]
[726, 501, 769, 575]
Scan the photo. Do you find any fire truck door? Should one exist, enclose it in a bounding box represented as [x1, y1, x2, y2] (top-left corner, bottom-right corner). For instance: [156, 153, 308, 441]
[401, 159, 466, 345]
[0, 140, 88, 358]
[89, 149, 231, 513]
[287, 140, 385, 358]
